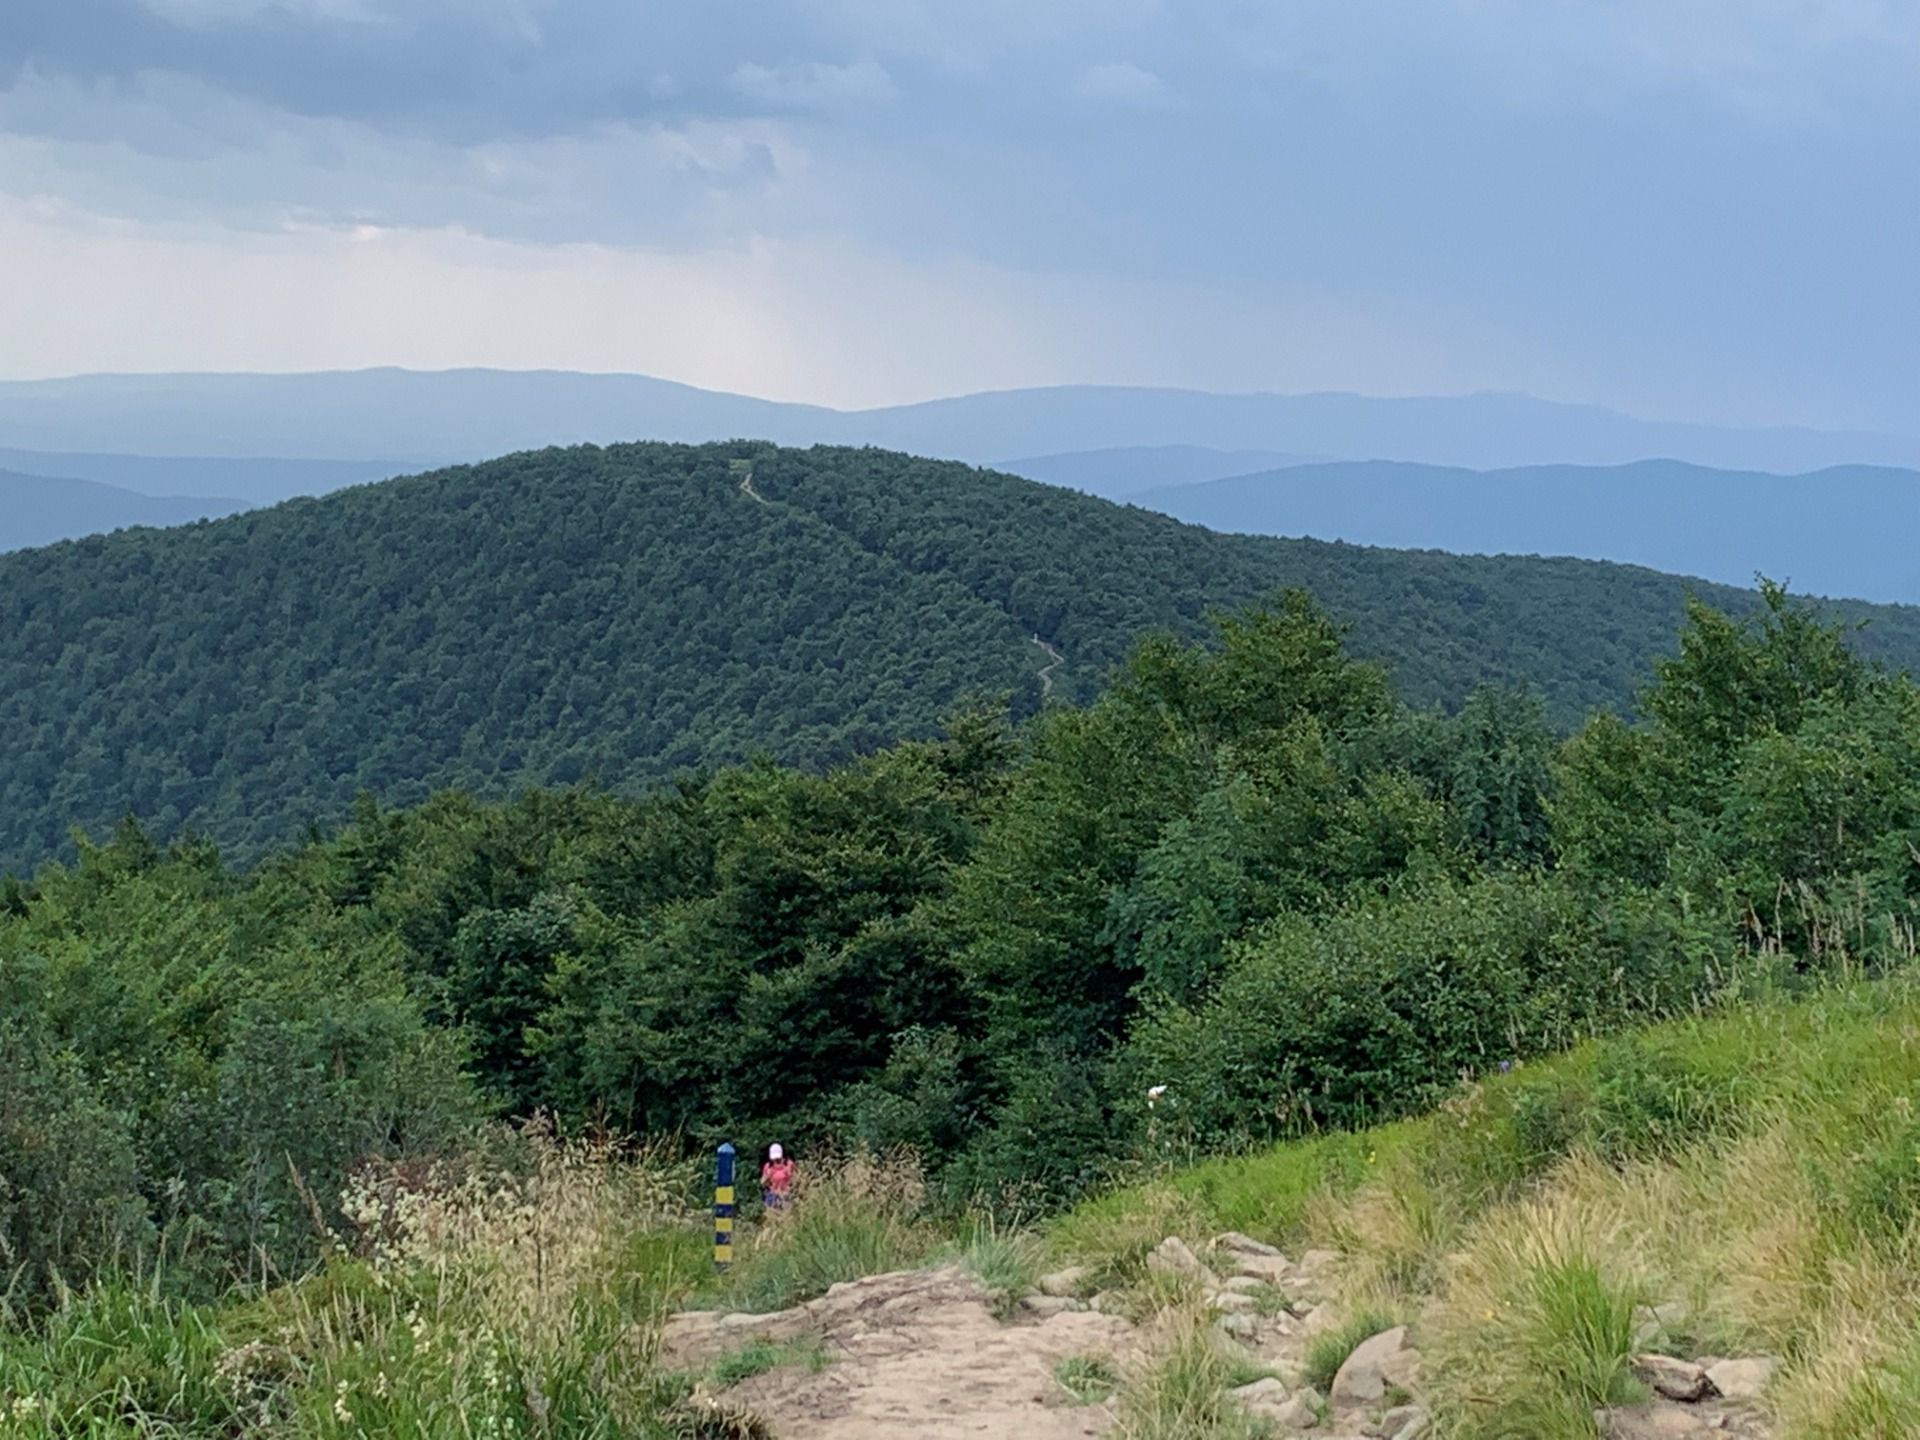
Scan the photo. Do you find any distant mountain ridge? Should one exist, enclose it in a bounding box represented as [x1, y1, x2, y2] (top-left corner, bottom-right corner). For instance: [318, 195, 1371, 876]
[0, 468, 251, 553]
[4, 368, 1916, 472]
[8, 440, 1920, 872]
[1126, 458, 1920, 606]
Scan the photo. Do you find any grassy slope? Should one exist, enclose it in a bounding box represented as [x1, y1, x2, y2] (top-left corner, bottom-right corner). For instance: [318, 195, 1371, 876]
[1053, 974, 1920, 1438]
[11, 979, 1920, 1438]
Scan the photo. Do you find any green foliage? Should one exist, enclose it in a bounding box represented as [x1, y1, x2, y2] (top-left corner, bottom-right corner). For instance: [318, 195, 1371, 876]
[14, 576, 1920, 1324]
[11, 443, 1920, 874]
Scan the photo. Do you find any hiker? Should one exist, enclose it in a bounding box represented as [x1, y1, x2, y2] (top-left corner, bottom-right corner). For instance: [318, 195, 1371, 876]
[761, 1143, 795, 1210]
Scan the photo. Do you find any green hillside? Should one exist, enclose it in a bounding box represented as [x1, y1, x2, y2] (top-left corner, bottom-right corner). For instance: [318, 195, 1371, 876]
[6, 439, 1920, 871]
[9, 577, 1920, 1440]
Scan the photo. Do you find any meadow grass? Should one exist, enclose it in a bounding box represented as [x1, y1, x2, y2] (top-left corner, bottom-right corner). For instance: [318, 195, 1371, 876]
[0, 1126, 705, 1439]
[1058, 973, 1920, 1440]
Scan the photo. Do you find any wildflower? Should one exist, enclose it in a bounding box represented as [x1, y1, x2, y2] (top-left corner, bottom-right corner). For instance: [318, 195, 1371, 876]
[11, 1396, 42, 1419]
[333, 1379, 354, 1425]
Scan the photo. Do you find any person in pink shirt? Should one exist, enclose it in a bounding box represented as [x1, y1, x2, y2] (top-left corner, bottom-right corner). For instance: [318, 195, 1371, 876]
[760, 1142, 795, 1210]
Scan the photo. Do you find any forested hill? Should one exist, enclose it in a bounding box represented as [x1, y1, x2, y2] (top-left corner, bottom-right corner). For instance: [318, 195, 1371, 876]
[6, 439, 1920, 871]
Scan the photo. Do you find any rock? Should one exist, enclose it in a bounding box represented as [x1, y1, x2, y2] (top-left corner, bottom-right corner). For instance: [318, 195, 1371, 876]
[1271, 1389, 1322, 1430]
[1088, 1291, 1124, 1314]
[1232, 1252, 1295, 1283]
[1632, 1354, 1712, 1402]
[1704, 1357, 1777, 1400]
[1330, 1325, 1415, 1407]
[1222, 1275, 1268, 1294]
[1016, 1293, 1084, 1318]
[1147, 1236, 1213, 1284]
[1231, 1378, 1290, 1407]
[1215, 1311, 1258, 1339]
[1036, 1266, 1092, 1298]
[1296, 1248, 1341, 1275]
[1595, 1401, 1721, 1438]
[1215, 1231, 1285, 1258]
[1298, 1303, 1339, 1334]
[1381, 1404, 1429, 1439]
[1208, 1290, 1258, 1313]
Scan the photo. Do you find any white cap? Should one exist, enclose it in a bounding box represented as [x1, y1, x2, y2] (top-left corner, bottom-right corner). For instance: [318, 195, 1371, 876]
[769, 1143, 784, 1160]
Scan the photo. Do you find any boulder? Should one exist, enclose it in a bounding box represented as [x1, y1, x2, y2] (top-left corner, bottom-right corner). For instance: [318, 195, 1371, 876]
[1704, 1356, 1777, 1400]
[1208, 1290, 1258, 1313]
[1036, 1266, 1092, 1298]
[1232, 1252, 1295, 1283]
[1214, 1231, 1285, 1259]
[1221, 1275, 1268, 1294]
[1216, 1311, 1258, 1339]
[1147, 1236, 1213, 1284]
[1016, 1293, 1085, 1318]
[1381, 1404, 1430, 1439]
[1330, 1325, 1419, 1407]
[1271, 1388, 1322, 1430]
[1631, 1354, 1712, 1402]
[1594, 1402, 1721, 1438]
[1230, 1378, 1290, 1408]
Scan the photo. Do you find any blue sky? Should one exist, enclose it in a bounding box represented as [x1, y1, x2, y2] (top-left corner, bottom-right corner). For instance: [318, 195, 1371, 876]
[1, 1, 1914, 425]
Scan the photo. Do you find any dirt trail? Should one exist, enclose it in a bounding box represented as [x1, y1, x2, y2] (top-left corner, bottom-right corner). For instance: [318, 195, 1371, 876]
[664, 1266, 1137, 1439]
[1031, 635, 1065, 697]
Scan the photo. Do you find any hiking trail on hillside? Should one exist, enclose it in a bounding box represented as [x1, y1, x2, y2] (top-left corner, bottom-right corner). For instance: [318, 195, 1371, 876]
[1032, 635, 1065, 698]
[662, 1237, 1780, 1440]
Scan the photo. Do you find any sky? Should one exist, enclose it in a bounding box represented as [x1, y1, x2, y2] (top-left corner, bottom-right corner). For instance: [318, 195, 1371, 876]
[1, 1, 1916, 425]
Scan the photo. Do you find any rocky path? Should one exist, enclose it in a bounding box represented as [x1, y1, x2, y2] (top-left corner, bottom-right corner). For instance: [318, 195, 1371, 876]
[664, 1265, 1137, 1439]
[664, 1237, 1781, 1440]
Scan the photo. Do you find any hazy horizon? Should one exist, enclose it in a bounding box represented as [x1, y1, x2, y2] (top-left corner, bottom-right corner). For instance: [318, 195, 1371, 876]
[6, 3, 1918, 429]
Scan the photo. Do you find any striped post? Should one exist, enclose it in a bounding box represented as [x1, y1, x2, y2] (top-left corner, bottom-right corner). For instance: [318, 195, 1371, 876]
[713, 1142, 736, 1271]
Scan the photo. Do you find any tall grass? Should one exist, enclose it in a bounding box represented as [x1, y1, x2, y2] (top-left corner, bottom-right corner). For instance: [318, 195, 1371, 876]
[0, 1122, 704, 1438]
[1059, 973, 1920, 1440]
[710, 1150, 937, 1315]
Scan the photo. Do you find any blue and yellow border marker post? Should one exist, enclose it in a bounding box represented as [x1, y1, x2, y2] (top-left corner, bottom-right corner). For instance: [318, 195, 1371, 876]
[713, 1142, 736, 1271]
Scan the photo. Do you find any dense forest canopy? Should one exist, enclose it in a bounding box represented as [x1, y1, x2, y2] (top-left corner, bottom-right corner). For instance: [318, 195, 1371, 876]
[6, 441, 1920, 874]
[9, 583, 1920, 1310]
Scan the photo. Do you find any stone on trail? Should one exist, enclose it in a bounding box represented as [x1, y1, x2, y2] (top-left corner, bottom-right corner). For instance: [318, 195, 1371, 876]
[1329, 1325, 1419, 1407]
[1017, 1293, 1086, 1318]
[1221, 1274, 1268, 1294]
[1214, 1231, 1285, 1258]
[1215, 1311, 1258, 1339]
[1632, 1353, 1712, 1402]
[1037, 1266, 1093, 1297]
[1595, 1401, 1728, 1438]
[1208, 1290, 1257, 1313]
[1147, 1235, 1213, 1284]
[1231, 1251, 1295, 1283]
[1380, 1404, 1430, 1439]
[1704, 1356, 1777, 1400]
[1232, 1378, 1321, 1431]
